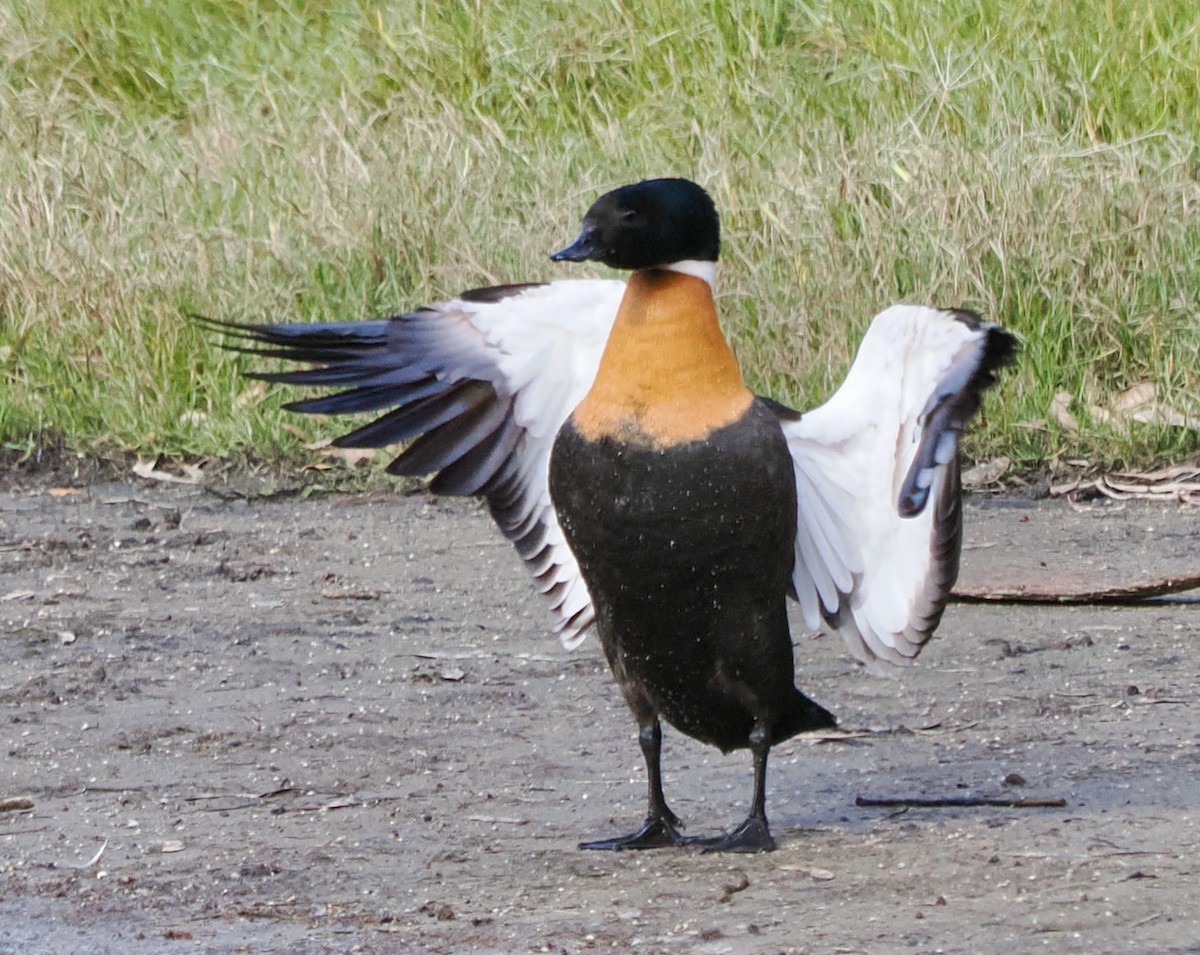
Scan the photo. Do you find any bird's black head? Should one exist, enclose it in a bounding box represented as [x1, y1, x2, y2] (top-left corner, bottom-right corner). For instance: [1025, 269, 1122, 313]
[550, 178, 720, 271]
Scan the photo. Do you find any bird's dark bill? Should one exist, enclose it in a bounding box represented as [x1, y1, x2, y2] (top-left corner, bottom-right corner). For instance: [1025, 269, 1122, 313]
[550, 225, 606, 262]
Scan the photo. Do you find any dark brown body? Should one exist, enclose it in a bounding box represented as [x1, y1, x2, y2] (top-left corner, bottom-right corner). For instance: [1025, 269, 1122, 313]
[549, 400, 835, 755]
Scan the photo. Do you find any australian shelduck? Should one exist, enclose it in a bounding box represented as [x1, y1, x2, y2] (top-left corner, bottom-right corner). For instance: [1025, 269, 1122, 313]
[212, 177, 1016, 852]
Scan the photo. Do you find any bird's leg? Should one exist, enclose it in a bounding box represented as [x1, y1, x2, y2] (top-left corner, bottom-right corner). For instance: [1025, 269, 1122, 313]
[689, 719, 777, 853]
[579, 716, 687, 850]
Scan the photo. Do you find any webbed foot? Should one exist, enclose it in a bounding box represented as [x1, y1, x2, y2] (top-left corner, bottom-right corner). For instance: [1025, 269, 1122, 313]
[579, 811, 687, 851]
[685, 815, 776, 853]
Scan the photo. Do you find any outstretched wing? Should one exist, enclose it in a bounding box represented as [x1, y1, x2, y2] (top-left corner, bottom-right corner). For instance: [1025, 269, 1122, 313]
[779, 306, 1016, 673]
[212, 279, 626, 648]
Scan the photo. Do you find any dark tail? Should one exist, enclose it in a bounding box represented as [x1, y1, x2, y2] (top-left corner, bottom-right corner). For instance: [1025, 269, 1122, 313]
[777, 690, 837, 741]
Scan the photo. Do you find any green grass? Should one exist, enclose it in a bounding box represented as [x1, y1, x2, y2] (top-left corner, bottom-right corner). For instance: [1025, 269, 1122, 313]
[2, 0, 1198, 472]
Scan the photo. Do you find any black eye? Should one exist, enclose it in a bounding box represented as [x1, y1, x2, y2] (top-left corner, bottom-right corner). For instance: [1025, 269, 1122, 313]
[620, 209, 638, 222]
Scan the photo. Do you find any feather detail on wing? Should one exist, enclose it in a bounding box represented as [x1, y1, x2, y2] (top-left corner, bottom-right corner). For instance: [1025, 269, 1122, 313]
[210, 279, 626, 648]
[779, 306, 1017, 674]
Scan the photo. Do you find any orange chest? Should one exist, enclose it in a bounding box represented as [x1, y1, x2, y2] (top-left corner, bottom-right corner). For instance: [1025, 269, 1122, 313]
[570, 270, 753, 448]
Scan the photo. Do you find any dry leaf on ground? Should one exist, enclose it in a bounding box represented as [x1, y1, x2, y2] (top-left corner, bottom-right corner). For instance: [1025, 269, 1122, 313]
[963, 456, 1011, 489]
[1089, 382, 1200, 430]
[132, 459, 204, 485]
[1049, 391, 1078, 432]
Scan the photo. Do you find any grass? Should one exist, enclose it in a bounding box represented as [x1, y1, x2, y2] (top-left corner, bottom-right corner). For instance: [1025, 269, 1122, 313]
[2, 0, 1198, 473]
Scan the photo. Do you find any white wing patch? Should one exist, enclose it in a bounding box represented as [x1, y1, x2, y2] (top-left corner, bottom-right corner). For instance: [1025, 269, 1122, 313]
[782, 306, 1011, 674]
[465, 281, 624, 646]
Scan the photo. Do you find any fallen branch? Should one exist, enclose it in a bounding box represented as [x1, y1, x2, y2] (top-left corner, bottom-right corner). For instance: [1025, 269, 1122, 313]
[856, 795, 1067, 809]
[952, 573, 1200, 605]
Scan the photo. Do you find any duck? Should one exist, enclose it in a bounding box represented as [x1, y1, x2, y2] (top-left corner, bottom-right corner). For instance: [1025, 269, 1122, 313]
[213, 178, 1016, 852]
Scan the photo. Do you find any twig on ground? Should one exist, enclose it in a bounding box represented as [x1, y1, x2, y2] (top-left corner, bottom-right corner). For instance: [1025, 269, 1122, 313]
[856, 795, 1067, 809]
[952, 573, 1200, 605]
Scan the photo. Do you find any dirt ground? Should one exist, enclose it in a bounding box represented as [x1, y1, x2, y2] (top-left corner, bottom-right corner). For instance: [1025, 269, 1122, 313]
[1, 469, 1197, 955]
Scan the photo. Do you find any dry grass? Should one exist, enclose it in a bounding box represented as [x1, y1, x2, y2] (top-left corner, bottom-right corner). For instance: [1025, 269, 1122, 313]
[2, 0, 1198, 470]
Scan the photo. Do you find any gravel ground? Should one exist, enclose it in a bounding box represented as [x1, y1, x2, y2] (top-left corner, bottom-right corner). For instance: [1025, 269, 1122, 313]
[1, 473, 1197, 954]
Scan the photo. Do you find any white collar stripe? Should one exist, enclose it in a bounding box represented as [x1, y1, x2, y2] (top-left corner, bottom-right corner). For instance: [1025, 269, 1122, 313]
[664, 260, 716, 287]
